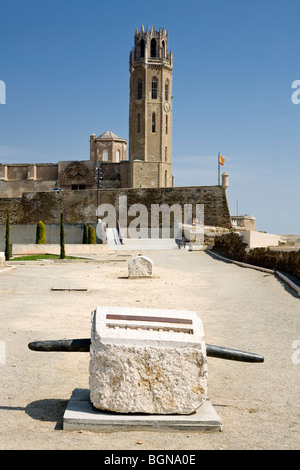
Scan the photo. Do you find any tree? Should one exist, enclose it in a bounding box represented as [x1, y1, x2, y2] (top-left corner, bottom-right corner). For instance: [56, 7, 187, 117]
[5, 211, 10, 261]
[36, 221, 46, 244]
[60, 213, 65, 259]
[88, 225, 97, 244]
[82, 223, 88, 244]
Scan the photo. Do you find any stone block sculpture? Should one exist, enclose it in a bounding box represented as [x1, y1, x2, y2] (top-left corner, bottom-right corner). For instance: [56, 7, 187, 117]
[89, 306, 207, 415]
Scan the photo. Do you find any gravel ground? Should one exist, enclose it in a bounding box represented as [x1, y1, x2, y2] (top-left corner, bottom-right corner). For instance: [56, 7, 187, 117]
[0, 249, 299, 450]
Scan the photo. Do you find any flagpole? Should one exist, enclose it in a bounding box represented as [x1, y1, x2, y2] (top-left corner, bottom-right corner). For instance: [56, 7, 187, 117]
[218, 152, 220, 186]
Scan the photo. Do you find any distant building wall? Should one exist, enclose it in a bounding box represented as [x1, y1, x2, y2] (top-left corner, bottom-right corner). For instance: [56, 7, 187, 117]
[231, 215, 257, 231]
[0, 163, 59, 197]
[0, 159, 131, 197]
[281, 235, 300, 246]
[241, 231, 285, 249]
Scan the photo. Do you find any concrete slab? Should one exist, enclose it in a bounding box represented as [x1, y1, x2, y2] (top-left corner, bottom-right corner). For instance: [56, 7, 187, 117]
[63, 388, 222, 432]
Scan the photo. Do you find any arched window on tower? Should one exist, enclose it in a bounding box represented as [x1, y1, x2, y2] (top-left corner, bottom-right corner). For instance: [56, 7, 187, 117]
[140, 39, 145, 58]
[151, 77, 158, 99]
[137, 78, 142, 100]
[151, 38, 156, 58]
[162, 40, 165, 58]
[116, 150, 120, 163]
[165, 115, 168, 134]
[152, 113, 156, 133]
[165, 80, 169, 101]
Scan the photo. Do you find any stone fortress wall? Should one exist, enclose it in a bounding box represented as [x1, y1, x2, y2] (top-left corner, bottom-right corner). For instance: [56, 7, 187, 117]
[0, 185, 231, 228]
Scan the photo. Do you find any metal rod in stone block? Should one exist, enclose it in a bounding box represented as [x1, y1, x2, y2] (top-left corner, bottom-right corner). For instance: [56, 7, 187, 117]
[28, 338, 91, 352]
[28, 338, 264, 362]
[205, 344, 264, 363]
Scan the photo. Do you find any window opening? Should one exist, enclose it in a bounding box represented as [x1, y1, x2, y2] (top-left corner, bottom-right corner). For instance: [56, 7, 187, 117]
[152, 77, 158, 99]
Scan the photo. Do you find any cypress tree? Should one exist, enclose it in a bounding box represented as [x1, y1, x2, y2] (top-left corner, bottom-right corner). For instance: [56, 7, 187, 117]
[5, 211, 10, 261]
[88, 225, 97, 244]
[82, 223, 88, 244]
[60, 213, 65, 259]
[36, 221, 46, 244]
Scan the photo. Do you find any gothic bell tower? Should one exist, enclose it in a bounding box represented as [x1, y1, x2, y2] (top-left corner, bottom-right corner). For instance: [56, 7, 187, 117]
[129, 25, 173, 188]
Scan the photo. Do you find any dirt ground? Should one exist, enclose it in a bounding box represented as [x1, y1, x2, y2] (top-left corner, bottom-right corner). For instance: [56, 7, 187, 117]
[0, 249, 300, 450]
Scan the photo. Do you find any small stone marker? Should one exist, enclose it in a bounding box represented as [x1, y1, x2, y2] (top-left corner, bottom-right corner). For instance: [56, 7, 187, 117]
[89, 306, 207, 415]
[128, 254, 153, 278]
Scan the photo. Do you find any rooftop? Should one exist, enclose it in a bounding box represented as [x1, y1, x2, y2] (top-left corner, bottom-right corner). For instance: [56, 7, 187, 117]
[96, 131, 126, 142]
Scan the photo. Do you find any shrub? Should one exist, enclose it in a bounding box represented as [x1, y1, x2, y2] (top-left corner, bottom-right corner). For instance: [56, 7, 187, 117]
[214, 232, 247, 261]
[36, 221, 46, 244]
[60, 213, 65, 259]
[5, 211, 10, 261]
[88, 225, 97, 244]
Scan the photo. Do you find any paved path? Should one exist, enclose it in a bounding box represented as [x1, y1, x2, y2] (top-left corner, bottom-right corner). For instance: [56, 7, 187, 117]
[0, 250, 299, 450]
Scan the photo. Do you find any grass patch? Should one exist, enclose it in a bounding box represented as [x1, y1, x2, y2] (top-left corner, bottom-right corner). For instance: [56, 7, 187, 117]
[12, 254, 84, 261]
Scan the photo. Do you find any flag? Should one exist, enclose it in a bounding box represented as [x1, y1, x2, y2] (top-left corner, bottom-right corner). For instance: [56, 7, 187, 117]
[219, 154, 226, 166]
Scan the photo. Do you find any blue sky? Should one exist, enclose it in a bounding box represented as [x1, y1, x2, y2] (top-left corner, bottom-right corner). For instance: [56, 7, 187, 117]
[0, 0, 299, 234]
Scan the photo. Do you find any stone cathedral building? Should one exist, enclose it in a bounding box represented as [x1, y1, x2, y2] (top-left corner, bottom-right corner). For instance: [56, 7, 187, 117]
[0, 26, 232, 230]
[0, 26, 174, 198]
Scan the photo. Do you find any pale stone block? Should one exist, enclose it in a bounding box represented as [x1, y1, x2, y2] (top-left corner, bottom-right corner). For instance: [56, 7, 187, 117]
[89, 306, 207, 415]
[128, 255, 153, 278]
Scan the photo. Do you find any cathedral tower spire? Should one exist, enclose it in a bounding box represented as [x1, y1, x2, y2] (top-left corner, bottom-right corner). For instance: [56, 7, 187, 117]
[129, 26, 173, 188]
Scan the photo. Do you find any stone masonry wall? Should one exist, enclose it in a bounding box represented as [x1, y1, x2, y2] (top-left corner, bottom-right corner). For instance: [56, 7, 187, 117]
[0, 185, 231, 228]
[0, 198, 23, 223]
